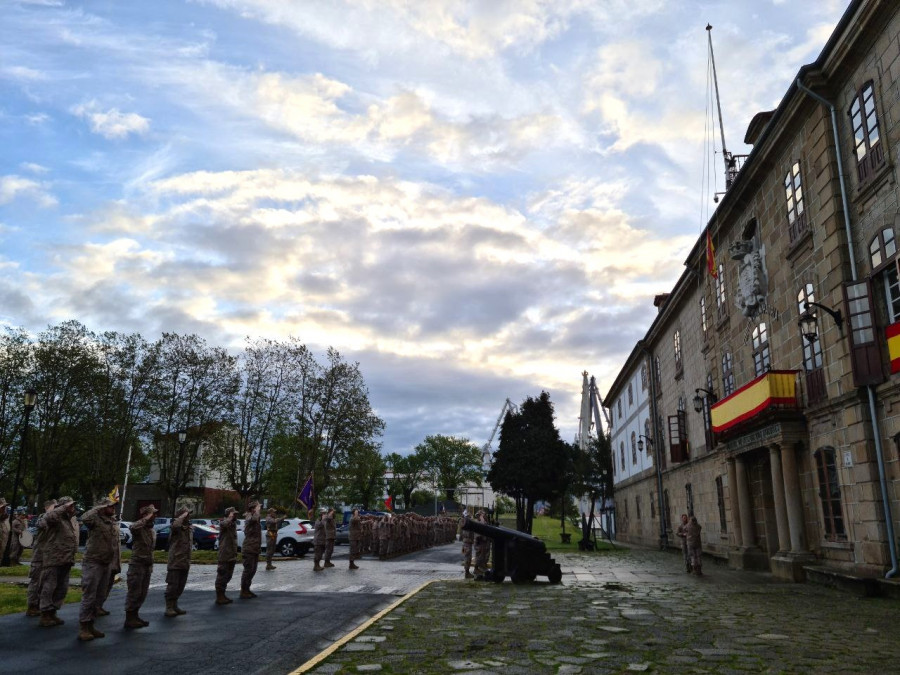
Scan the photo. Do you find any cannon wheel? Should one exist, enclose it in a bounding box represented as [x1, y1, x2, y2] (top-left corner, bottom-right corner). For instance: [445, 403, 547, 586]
[510, 568, 536, 584]
[547, 564, 562, 584]
[490, 569, 505, 583]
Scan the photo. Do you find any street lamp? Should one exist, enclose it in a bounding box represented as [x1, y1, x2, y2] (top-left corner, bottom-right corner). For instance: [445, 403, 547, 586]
[2, 388, 37, 567]
[171, 429, 187, 517]
[798, 301, 843, 343]
[693, 388, 717, 413]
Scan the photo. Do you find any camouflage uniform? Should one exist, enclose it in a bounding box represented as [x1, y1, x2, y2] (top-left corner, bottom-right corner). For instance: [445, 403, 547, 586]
[265, 511, 280, 570]
[312, 512, 326, 571]
[675, 515, 691, 573]
[38, 499, 78, 627]
[26, 501, 56, 616]
[165, 510, 192, 616]
[124, 506, 157, 628]
[473, 513, 490, 578]
[215, 510, 238, 604]
[686, 517, 703, 575]
[323, 509, 336, 567]
[9, 513, 26, 566]
[79, 500, 118, 640]
[241, 506, 262, 597]
[348, 511, 362, 569]
[460, 515, 474, 578]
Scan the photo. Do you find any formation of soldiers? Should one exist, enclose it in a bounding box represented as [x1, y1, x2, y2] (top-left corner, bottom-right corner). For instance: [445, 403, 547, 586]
[0, 498, 29, 566]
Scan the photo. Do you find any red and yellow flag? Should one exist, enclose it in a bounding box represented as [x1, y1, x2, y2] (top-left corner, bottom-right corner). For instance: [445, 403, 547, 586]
[706, 230, 717, 278]
[887, 322, 900, 373]
[108, 485, 120, 504]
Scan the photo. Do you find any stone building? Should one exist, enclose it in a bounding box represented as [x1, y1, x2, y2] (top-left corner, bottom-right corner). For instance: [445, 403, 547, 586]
[605, 0, 900, 581]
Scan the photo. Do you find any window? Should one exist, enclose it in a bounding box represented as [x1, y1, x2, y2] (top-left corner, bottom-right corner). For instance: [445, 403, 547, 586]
[617, 400, 622, 419]
[685, 483, 694, 517]
[870, 229, 900, 323]
[785, 161, 808, 244]
[657, 413, 667, 469]
[814, 447, 846, 540]
[636, 495, 641, 520]
[715, 263, 726, 312]
[624, 498, 629, 521]
[674, 331, 682, 374]
[751, 322, 771, 376]
[650, 492, 656, 518]
[628, 383, 634, 406]
[631, 432, 637, 465]
[701, 373, 716, 452]
[655, 357, 662, 396]
[644, 418, 652, 455]
[619, 442, 625, 471]
[722, 351, 735, 396]
[844, 280, 884, 386]
[700, 297, 708, 335]
[663, 489, 672, 533]
[848, 81, 885, 185]
[640, 363, 648, 391]
[715, 476, 727, 533]
[668, 410, 688, 463]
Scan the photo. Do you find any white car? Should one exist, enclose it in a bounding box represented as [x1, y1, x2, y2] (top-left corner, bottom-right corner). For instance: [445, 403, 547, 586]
[236, 517, 313, 557]
[118, 521, 132, 545]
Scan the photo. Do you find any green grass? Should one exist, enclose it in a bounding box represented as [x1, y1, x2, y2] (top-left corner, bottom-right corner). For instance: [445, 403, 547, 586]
[0, 585, 81, 616]
[0, 564, 81, 578]
[497, 515, 620, 553]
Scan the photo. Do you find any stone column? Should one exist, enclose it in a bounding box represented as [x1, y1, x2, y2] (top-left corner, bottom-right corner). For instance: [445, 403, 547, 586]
[727, 458, 743, 547]
[769, 444, 790, 553]
[780, 443, 807, 552]
[735, 455, 755, 548]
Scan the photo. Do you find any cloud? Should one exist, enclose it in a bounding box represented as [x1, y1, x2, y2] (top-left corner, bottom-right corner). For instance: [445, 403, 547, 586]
[0, 175, 57, 207]
[71, 100, 150, 139]
[19, 162, 49, 174]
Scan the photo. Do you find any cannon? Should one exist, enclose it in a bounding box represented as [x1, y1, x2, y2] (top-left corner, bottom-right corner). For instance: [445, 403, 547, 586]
[462, 519, 563, 584]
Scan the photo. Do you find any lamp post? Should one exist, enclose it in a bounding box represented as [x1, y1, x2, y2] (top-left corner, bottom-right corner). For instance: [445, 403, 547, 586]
[692, 388, 717, 413]
[638, 434, 667, 550]
[798, 301, 843, 343]
[171, 430, 187, 517]
[2, 388, 37, 567]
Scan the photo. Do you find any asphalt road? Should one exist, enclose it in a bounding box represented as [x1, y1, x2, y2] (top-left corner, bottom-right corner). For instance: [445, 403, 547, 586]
[1, 543, 464, 675]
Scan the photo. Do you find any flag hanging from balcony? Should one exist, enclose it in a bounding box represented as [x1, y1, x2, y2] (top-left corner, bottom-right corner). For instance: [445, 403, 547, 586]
[296, 474, 315, 510]
[706, 230, 717, 278]
[887, 322, 900, 373]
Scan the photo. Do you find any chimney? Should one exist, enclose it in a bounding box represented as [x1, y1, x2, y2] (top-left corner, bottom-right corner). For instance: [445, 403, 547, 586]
[744, 110, 775, 146]
[653, 293, 670, 312]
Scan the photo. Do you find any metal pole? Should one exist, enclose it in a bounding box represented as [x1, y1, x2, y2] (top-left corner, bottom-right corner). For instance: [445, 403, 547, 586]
[119, 444, 133, 521]
[706, 25, 729, 162]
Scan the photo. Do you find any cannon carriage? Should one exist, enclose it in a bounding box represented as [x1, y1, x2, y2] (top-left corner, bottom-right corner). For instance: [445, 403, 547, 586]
[462, 519, 563, 584]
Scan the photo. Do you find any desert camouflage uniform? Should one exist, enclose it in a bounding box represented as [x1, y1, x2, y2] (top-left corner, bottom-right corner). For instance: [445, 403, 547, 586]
[241, 510, 262, 593]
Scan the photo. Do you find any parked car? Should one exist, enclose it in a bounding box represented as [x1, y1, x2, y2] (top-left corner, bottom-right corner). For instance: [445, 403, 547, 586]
[153, 517, 172, 532]
[190, 518, 219, 530]
[119, 521, 132, 546]
[335, 523, 349, 545]
[236, 517, 313, 557]
[150, 524, 219, 551]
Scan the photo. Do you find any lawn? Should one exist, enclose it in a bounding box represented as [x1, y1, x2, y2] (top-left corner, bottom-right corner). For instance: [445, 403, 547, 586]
[497, 514, 620, 553]
[0, 564, 81, 578]
[0, 585, 81, 616]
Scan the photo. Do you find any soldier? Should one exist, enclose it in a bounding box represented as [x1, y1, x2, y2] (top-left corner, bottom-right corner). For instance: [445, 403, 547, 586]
[311, 508, 326, 572]
[9, 508, 27, 566]
[675, 513, 691, 573]
[459, 510, 474, 579]
[215, 507, 238, 605]
[78, 497, 118, 641]
[265, 507, 282, 571]
[348, 508, 361, 570]
[240, 501, 262, 598]
[95, 508, 121, 618]
[0, 497, 8, 564]
[473, 510, 490, 580]
[124, 504, 157, 629]
[323, 506, 336, 568]
[686, 515, 703, 576]
[164, 506, 192, 617]
[25, 499, 57, 617]
[38, 496, 78, 628]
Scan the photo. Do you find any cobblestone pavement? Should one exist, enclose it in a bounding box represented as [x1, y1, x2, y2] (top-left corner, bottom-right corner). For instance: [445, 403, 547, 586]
[307, 547, 900, 674]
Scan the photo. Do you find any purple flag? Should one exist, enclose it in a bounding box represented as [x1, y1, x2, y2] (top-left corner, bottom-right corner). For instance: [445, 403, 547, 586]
[297, 474, 315, 511]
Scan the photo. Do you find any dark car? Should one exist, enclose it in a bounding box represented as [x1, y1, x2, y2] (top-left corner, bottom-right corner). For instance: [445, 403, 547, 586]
[335, 523, 350, 545]
[141, 524, 219, 551]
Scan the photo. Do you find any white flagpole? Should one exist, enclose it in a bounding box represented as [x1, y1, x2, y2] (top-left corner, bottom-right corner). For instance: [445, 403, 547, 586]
[120, 444, 133, 520]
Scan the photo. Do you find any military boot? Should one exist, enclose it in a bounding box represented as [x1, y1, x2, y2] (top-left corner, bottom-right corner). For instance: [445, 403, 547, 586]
[324, 561, 335, 568]
[164, 598, 179, 617]
[78, 622, 94, 641]
[313, 563, 323, 572]
[464, 570, 474, 579]
[266, 563, 276, 571]
[174, 603, 187, 615]
[136, 614, 150, 627]
[95, 606, 110, 617]
[25, 605, 41, 617]
[215, 590, 232, 605]
[239, 589, 257, 599]
[349, 561, 359, 570]
[39, 611, 57, 628]
[88, 621, 105, 638]
[124, 611, 145, 629]
[50, 609, 65, 625]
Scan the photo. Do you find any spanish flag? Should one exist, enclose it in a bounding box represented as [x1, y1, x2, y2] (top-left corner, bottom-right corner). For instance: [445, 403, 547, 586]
[887, 322, 900, 373]
[706, 230, 717, 278]
[108, 485, 120, 504]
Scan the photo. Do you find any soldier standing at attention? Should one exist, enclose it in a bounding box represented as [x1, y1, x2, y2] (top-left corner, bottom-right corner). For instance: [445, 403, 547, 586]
[675, 513, 691, 573]
[25, 499, 57, 617]
[164, 506, 192, 617]
[9, 509, 27, 566]
[124, 504, 157, 629]
[215, 507, 238, 605]
[323, 506, 336, 568]
[311, 508, 326, 572]
[459, 509, 474, 579]
[686, 515, 703, 576]
[348, 508, 361, 570]
[240, 501, 262, 598]
[473, 510, 490, 580]
[265, 507, 281, 571]
[78, 497, 118, 641]
[38, 496, 78, 628]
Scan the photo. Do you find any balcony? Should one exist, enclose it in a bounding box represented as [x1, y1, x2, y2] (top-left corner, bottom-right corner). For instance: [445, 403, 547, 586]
[710, 370, 801, 434]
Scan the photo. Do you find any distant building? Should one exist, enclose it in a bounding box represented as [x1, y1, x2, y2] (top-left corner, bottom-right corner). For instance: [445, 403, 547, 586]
[605, 0, 900, 581]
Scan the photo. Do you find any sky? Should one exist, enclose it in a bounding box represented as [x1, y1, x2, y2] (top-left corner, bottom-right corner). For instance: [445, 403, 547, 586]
[1, 0, 850, 455]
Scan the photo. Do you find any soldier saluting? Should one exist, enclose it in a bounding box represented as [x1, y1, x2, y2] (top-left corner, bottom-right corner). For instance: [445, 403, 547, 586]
[165, 506, 192, 617]
[265, 507, 283, 571]
[240, 501, 262, 598]
[78, 497, 118, 641]
[124, 504, 157, 629]
[215, 506, 238, 605]
[38, 496, 78, 628]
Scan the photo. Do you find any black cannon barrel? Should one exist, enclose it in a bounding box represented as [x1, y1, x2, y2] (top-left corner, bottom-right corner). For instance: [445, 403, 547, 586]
[462, 518, 562, 584]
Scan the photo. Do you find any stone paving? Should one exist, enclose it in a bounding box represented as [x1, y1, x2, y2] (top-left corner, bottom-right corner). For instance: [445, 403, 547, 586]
[306, 548, 900, 674]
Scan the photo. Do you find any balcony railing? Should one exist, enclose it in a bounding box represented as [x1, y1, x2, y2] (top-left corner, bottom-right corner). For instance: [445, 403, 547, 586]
[710, 370, 800, 433]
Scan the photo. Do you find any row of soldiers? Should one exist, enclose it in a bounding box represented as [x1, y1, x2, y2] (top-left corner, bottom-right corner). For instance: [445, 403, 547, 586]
[460, 509, 491, 579]
[0, 497, 29, 566]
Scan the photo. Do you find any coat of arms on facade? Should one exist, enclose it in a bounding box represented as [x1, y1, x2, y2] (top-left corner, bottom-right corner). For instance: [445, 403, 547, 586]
[729, 238, 768, 318]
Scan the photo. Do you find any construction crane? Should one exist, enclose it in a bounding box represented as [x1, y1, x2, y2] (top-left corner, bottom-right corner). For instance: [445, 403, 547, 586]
[481, 397, 517, 469]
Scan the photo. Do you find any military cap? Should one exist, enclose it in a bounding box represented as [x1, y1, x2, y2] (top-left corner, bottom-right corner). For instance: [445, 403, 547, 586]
[140, 504, 158, 516]
[57, 496, 75, 507]
[44, 499, 58, 509]
[224, 506, 237, 516]
[247, 500, 260, 510]
[96, 497, 116, 508]
[267, 507, 277, 514]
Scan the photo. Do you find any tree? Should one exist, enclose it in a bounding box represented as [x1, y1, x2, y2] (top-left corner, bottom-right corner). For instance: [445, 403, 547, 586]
[387, 451, 428, 509]
[0, 327, 33, 497]
[341, 440, 386, 509]
[416, 434, 483, 502]
[487, 391, 569, 534]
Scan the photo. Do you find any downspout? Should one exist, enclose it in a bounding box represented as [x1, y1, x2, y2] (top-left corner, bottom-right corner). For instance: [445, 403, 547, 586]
[796, 79, 899, 578]
[642, 341, 668, 550]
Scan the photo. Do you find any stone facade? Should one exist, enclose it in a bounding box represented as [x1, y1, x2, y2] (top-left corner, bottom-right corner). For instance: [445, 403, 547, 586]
[605, 0, 900, 580]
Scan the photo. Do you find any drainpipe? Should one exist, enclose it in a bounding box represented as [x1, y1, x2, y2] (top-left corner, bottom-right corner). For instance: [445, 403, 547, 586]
[796, 79, 899, 578]
[642, 342, 668, 550]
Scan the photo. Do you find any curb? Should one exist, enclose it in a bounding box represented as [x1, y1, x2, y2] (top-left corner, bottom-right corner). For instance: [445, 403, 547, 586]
[288, 579, 436, 674]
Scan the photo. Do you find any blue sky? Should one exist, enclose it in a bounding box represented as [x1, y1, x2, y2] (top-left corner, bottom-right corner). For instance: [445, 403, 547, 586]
[1, 0, 849, 453]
